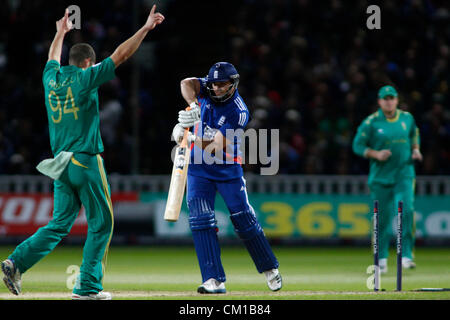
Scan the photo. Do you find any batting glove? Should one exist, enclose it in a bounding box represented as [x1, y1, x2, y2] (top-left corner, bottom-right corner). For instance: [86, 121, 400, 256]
[178, 102, 201, 128]
[172, 123, 196, 145]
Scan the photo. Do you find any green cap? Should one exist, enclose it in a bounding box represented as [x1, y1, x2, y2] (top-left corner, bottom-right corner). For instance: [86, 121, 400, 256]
[378, 85, 398, 99]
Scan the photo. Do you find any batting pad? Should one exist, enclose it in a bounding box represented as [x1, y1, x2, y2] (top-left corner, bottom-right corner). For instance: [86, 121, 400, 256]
[188, 198, 226, 283]
[230, 210, 279, 273]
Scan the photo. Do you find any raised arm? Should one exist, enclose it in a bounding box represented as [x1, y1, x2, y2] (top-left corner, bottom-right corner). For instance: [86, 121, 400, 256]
[48, 9, 73, 63]
[180, 78, 201, 106]
[176, 78, 202, 129]
[110, 5, 164, 68]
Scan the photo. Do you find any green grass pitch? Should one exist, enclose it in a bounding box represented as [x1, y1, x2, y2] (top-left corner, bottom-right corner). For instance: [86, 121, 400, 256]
[0, 245, 449, 300]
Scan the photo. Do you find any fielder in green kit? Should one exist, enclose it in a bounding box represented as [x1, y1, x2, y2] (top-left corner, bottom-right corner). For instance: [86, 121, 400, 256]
[353, 85, 423, 273]
[1, 6, 165, 299]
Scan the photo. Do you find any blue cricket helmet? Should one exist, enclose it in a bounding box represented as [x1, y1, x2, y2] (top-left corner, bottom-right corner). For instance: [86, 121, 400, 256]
[206, 62, 240, 103]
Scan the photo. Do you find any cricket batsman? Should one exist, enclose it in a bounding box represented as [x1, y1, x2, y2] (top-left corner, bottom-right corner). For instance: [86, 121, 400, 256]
[353, 85, 422, 273]
[1, 6, 164, 299]
[172, 62, 282, 293]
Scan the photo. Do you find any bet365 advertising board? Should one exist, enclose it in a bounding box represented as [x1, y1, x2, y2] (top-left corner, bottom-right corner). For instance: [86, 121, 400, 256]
[143, 193, 450, 239]
[0, 192, 448, 239]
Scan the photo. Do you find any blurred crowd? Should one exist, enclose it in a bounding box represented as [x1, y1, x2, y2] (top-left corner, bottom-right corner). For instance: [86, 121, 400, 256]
[1, 0, 449, 175]
[229, 0, 450, 175]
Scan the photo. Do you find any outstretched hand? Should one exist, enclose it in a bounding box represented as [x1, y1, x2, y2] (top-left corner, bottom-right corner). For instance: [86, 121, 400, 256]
[144, 5, 165, 31]
[56, 9, 73, 34]
[412, 148, 423, 161]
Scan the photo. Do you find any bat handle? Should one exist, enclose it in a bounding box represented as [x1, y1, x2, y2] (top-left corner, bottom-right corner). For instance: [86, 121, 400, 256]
[184, 105, 191, 133]
[180, 106, 192, 148]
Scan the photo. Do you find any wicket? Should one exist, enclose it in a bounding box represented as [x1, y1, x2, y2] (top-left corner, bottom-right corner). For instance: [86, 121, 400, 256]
[373, 200, 380, 291]
[397, 201, 403, 291]
[372, 200, 403, 292]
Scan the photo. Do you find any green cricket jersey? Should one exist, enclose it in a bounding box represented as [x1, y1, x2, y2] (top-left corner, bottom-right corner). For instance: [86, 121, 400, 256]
[352, 108, 420, 185]
[42, 58, 116, 156]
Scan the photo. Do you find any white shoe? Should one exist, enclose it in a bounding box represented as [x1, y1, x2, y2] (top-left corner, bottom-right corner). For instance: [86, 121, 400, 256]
[264, 268, 282, 291]
[1, 259, 21, 295]
[197, 278, 226, 294]
[379, 258, 388, 274]
[402, 257, 416, 269]
[72, 291, 112, 300]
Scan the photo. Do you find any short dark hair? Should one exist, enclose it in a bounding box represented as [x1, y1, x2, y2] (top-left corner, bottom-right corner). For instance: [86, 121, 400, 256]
[69, 43, 96, 67]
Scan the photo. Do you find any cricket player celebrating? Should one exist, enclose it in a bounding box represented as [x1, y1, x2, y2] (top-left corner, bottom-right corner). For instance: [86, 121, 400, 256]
[353, 85, 422, 273]
[172, 62, 282, 293]
[1, 6, 164, 299]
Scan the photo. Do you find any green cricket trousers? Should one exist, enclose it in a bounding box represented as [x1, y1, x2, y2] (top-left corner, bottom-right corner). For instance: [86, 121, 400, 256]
[9, 153, 114, 295]
[369, 178, 416, 260]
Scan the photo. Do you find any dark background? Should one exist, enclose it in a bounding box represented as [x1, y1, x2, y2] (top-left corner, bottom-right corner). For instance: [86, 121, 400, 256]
[0, 0, 449, 176]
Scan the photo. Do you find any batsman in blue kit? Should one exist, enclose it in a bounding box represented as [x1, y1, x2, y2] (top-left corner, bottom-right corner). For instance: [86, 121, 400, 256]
[172, 62, 282, 293]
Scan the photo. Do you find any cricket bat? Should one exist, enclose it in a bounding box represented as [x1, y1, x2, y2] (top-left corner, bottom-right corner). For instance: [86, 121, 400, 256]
[164, 111, 192, 222]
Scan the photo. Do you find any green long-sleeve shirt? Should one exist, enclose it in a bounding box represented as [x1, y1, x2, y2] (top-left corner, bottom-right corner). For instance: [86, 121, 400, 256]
[42, 58, 116, 156]
[352, 108, 420, 185]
